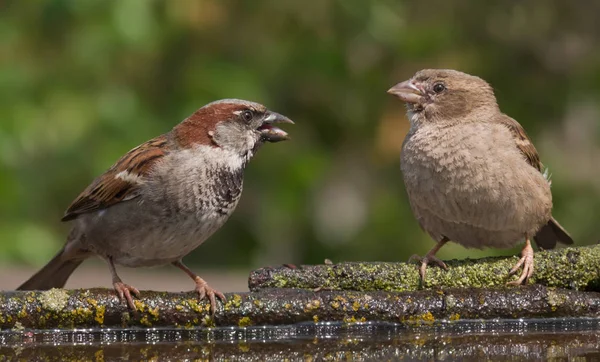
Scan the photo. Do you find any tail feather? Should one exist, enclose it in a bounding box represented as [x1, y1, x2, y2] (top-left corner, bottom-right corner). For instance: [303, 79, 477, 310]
[17, 247, 85, 290]
[533, 217, 574, 250]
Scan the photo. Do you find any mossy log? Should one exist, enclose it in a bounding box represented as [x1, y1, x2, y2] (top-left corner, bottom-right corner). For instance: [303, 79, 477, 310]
[249, 246, 600, 292]
[0, 285, 599, 330]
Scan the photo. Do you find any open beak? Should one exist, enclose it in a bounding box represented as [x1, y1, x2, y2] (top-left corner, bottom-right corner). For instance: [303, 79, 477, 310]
[257, 111, 294, 142]
[387, 79, 423, 104]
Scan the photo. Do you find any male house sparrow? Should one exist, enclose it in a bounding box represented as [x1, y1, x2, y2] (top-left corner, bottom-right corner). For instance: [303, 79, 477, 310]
[18, 99, 293, 312]
[388, 69, 573, 284]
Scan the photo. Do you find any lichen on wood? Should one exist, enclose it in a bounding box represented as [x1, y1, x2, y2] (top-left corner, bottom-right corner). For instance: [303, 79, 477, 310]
[0, 285, 599, 330]
[248, 245, 600, 292]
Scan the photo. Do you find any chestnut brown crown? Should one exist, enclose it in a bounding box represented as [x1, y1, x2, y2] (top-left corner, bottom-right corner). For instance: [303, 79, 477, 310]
[174, 99, 293, 152]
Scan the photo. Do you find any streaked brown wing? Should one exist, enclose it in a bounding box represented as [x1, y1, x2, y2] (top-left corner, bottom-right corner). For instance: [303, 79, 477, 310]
[62, 135, 168, 221]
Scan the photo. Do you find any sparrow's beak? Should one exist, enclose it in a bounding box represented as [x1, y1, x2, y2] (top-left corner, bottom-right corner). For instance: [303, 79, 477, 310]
[257, 111, 294, 142]
[387, 79, 423, 104]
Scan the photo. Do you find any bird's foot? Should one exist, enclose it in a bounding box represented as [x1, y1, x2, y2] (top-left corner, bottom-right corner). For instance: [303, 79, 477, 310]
[113, 281, 141, 310]
[507, 240, 534, 285]
[409, 253, 448, 283]
[194, 277, 226, 314]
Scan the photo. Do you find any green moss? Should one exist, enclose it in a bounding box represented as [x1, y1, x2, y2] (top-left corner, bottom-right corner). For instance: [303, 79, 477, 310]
[251, 245, 600, 293]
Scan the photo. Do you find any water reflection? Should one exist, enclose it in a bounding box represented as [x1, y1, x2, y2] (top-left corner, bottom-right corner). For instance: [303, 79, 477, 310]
[1, 318, 599, 361]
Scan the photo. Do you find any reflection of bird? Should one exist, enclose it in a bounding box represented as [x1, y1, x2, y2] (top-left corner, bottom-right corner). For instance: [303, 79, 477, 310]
[388, 69, 573, 284]
[18, 99, 293, 313]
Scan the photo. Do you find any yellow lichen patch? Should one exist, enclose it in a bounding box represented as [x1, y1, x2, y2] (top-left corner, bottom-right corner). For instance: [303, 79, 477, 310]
[402, 311, 436, 325]
[225, 294, 243, 310]
[313, 315, 319, 323]
[39, 288, 69, 312]
[284, 303, 292, 310]
[133, 300, 147, 313]
[140, 314, 152, 327]
[352, 301, 360, 312]
[148, 306, 160, 320]
[201, 315, 215, 327]
[238, 316, 252, 327]
[17, 306, 27, 319]
[253, 300, 264, 308]
[449, 313, 460, 321]
[238, 343, 250, 353]
[330, 301, 340, 309]
[304, 300, 321, 313]
[334, 296, 347, 303]
[343, 315, 357, 324]
[185, 299, 204, 314]
[175, 305, 184, 311]
[94, 305, 106, 325]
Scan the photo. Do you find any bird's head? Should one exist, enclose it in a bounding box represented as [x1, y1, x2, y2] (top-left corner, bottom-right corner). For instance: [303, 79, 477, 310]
[174, 99, 293, 159]
[388, 69, 499, 124]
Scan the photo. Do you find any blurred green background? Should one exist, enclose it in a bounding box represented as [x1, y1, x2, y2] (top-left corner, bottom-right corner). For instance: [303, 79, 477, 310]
[1, 0, 599, 275]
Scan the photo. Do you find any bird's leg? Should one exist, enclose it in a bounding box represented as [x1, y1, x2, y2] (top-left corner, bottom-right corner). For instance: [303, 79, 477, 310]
[107, 257, 140, 310]
[409, 237, 449, 283]
[172, 260, 226, 314]
[507, 238, 534, 285]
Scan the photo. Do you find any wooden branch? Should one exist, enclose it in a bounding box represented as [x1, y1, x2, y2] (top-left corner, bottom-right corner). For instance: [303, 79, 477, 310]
[249, 246, 600, 292]
[1, 285, 599, 330]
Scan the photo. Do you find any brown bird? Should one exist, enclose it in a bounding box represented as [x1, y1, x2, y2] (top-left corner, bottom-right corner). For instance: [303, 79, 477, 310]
[17, 99, 293, 312]
[388, 69, 573, 284]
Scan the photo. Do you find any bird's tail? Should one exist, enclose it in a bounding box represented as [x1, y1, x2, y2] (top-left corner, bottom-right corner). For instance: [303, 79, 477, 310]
[17, 247, 85, 290]
[533, 217, 574, 250]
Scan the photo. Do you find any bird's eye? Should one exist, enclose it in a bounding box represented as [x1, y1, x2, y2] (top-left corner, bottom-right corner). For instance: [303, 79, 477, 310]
[433, 83, 446, 93]
[241, 110, 253, 122]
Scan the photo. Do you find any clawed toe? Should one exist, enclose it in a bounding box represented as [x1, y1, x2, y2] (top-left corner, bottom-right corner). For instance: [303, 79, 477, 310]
[507, 254, 534, 285]
[506, 240, 535, 286]
[409, 253, 448, 283]
[113, 281, 141, 310]
[195, 277, 226, 314]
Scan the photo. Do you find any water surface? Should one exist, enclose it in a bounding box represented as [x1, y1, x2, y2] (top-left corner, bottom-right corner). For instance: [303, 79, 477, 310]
[2, 318, 599, 361]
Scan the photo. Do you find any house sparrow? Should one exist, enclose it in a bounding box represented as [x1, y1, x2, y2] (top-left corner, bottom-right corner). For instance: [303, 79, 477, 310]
[17, 99, 293, 313]
[387, 69, 573, 284]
